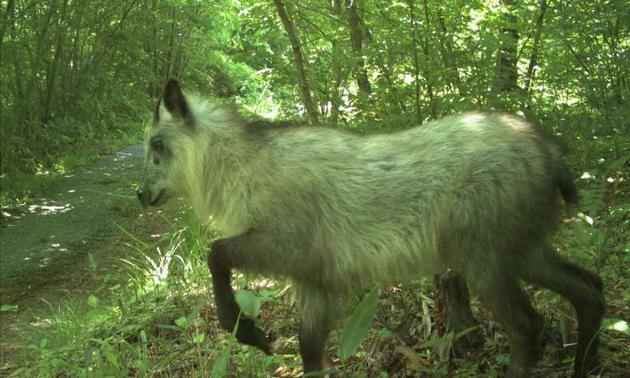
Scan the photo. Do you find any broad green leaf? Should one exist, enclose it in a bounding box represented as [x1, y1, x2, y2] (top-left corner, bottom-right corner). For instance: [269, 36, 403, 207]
[601, 318, 629, 335]
[235, 290, 261, 318]
[339, 286, 379, 359]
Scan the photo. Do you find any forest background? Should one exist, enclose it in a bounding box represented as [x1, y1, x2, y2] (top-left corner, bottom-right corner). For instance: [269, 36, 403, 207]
[0, 0, 628, 376]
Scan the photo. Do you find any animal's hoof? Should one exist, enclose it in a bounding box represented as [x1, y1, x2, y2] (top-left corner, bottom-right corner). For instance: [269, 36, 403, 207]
[236, 318, 272, 355]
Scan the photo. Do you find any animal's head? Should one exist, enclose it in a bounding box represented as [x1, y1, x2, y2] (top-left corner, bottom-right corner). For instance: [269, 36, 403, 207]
[137, 79, 194, 208]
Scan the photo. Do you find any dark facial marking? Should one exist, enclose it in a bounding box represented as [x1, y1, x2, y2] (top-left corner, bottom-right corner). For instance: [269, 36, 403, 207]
[150, 137, 165, 153]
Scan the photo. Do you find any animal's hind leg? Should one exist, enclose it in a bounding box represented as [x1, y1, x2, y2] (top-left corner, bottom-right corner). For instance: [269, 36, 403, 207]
[465, 268, 543, 378]
[436, 272, 481, 352]
[208, 234, 272, 354]
[297, 284, 337, 374]
[519, 247, 604, 378]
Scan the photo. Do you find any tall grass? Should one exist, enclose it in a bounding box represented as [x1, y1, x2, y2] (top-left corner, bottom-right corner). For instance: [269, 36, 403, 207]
[11, 210, 276, 377]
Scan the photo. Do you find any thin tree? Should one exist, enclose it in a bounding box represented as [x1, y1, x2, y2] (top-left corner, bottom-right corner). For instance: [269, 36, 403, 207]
[273, 0, 318, 124]
[346, 0, 371, 100]
[523, 0, 548, 101]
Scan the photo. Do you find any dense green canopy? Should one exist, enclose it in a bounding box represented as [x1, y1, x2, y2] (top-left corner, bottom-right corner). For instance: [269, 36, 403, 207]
[1, 0, 627, 173]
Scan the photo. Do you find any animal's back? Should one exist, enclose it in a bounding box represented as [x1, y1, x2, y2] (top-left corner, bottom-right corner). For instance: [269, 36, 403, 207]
[250, 113, 566, 290]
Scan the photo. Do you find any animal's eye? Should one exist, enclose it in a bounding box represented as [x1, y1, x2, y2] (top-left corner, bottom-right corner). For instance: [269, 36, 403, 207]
[151, 139, 165, 153]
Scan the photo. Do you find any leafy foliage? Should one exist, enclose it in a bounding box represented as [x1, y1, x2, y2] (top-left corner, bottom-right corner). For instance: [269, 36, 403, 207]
[339, 286, 379, 359]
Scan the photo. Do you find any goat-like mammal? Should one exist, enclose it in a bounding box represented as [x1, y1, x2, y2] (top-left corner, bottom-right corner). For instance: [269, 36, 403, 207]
[137, 80, 604, 377]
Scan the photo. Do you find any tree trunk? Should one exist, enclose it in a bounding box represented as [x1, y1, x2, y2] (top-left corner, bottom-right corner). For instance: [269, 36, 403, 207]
[421, 0, 437, 117]
[435, 4, 466, 97]
[329, 0, 344, 123]
[407, 0, 423, 124]
[165, 8, 177, 80]
[65, 0, 86, 102]
[359, 2, 402, 114]
[0, 0, 16, 69]
[346, 0, 371, 100]
[492, 0, 520, 93]
[523, 0, 548, 100]
[42, 0, 69, 125]
[151, 0, 159, 96]
[273, 0, 318, 124]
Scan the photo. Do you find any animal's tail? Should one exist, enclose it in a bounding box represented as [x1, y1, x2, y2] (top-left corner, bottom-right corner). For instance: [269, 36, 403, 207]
[558, 162, 579, 205]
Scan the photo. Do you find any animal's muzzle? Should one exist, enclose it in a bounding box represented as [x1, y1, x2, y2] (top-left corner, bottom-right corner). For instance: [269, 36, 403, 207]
[136, 187, 167, 207]
[136, 188, 149, 208]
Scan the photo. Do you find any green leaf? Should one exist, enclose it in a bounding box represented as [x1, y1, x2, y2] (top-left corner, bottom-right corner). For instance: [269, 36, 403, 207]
[418, 333, 455, 348]
[601, 318, 630, 335]
[87, 295, 99, 308]
[192, 333, 205, 344]
[339, 286, 379, 359]
[88, 252, 97, 270]
[235, 290, 261, 318]
[607, 155, 629, 171]
[210, 345, 230, 378]
[101, 342, 120, 369]
[175, 316, 189, 328]
[186, 302, 207, 324]
[455, 325, 481, 340]
[0, 304, 18, 312]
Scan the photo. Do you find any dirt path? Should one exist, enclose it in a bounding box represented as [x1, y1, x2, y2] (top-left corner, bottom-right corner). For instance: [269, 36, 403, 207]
[0, 144, 149, 371]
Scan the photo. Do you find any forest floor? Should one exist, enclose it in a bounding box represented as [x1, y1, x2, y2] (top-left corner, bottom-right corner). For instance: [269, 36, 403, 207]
[0, 144, 165, 372]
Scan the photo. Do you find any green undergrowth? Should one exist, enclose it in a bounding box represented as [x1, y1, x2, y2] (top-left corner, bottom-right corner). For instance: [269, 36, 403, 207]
[6, 208, 284, 377]
[5, 153, 630, 376]
[0, 123, 141, 212]
[8, 202, 630, 377]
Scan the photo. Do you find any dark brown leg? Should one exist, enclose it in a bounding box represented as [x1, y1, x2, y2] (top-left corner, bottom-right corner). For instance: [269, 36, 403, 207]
[207, 235, 271, 354]
[435, 272, 481, 352]
[466, 269, 543, 378]
[297, 284, 337, 374]
[520, 249, 604, 378]
[300, 323, 330, 373]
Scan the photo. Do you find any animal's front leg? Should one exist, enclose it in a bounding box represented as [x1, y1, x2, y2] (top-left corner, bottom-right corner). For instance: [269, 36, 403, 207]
[207, 235, 272, 354]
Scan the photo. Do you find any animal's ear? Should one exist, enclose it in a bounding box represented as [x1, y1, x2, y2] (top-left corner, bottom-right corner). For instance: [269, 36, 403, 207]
[155, 79, 193, 127]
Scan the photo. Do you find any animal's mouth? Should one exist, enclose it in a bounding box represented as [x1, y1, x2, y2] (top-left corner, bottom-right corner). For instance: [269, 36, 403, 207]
[150, 189, 168, 206]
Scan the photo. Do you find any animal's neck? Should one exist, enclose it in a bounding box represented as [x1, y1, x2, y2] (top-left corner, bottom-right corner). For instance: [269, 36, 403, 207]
[187, 127, 256, 234]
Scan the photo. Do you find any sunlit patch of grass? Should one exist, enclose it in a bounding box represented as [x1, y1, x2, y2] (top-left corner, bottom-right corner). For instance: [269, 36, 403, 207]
[10, 206, 281, 376]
